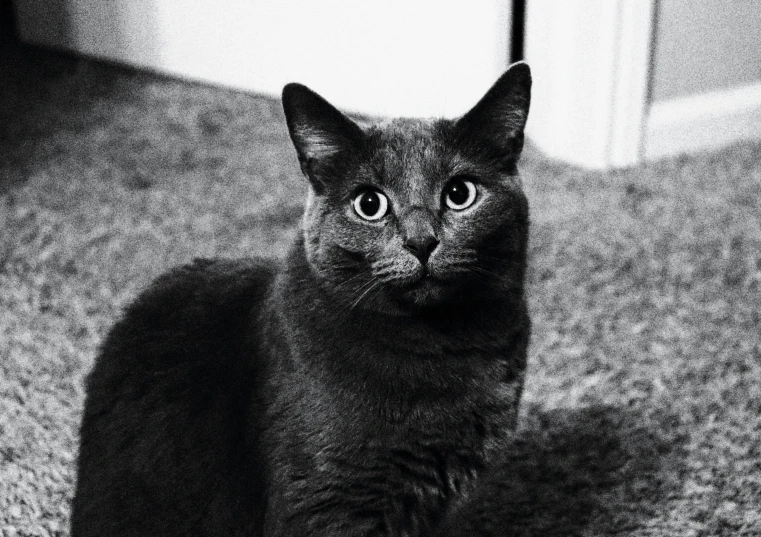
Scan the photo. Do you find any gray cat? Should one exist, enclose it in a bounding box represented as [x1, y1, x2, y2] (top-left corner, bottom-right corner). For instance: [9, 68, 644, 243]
[71, 62, 532, 536]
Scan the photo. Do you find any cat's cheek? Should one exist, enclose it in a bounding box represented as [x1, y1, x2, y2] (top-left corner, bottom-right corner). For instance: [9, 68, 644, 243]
[446, 191, 522, 246]
[439, 212, 487, 252]
[321, 215, 387, 263]
[482, 196, 529, 252]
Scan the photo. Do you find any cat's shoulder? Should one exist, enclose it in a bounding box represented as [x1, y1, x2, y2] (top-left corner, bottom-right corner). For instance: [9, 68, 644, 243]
[133, 256, 278, 313]
[94, 257, 278, 376]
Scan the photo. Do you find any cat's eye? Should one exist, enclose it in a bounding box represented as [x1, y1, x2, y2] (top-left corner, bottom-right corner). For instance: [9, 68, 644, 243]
[444, 178, 477, 210]
[353, 189, 389, 221]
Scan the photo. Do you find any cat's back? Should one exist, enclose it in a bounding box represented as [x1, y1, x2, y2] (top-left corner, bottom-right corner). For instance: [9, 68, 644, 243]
[72, 257, 277, 537]
[82, 257, 276, 416]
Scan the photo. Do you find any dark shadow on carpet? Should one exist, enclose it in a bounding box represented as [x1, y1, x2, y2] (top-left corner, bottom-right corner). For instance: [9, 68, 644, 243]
[494, 404, 687, 536]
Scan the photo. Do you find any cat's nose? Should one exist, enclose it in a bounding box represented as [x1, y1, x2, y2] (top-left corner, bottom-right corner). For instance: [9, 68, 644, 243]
[404, 235, 439, 265]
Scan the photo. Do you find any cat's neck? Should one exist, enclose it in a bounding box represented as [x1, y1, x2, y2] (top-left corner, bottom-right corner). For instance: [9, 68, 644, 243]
[267, 237, 526, 409]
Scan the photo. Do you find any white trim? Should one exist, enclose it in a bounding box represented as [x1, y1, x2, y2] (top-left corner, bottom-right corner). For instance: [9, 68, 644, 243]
[645, 82, 761, 160]
[608, 0, 656, 167]
[524, 0, 655, 169]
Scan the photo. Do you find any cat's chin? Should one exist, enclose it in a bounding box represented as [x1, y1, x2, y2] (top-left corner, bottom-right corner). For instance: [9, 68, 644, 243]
[370, 277, 467, 316]
[399, 276, 446, 302]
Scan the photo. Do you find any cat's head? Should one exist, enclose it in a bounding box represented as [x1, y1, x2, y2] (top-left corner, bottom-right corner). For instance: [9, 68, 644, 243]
[282, 63, 531, 315]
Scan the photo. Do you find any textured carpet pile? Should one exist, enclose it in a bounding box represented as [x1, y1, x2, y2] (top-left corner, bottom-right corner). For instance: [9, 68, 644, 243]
[1, 45, 760, 536]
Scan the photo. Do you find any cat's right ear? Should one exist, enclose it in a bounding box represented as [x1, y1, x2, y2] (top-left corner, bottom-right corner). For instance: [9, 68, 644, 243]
[282, 83, 365, 190]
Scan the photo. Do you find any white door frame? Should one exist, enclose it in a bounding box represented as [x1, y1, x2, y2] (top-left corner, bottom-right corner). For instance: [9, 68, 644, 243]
[524, 0, 656, 169]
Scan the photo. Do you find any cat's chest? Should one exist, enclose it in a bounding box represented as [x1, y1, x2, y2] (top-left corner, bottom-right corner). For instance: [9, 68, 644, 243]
[267, 384, 513, 536]
[260, 301, 527, 534]
[272, 426, 488, 537]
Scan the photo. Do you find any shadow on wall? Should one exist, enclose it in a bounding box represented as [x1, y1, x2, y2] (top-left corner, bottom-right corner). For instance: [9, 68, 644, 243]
[1, 0, 18, 44]
[13, 0, 162, 67]
[0, 46, 122, 192]
[0, 1, 163, 192]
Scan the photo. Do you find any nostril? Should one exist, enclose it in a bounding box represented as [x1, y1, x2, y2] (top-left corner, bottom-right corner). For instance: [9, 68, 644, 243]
[404, 236, 439, 263]
[424, 238, 440, 254]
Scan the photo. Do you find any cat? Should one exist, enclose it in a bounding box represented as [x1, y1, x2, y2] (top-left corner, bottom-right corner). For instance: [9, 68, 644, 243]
[71, 61, 532, 537]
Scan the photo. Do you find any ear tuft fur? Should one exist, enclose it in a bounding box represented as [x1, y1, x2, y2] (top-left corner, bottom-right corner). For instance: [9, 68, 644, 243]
[282, 83, 365, 176]
[455, 62, 532, 160]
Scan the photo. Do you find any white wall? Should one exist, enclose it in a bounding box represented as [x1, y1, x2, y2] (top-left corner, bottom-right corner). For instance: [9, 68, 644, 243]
[651, 0, 761, 102]
[645, 0, 761, 160]
[15, 0, 512, 118]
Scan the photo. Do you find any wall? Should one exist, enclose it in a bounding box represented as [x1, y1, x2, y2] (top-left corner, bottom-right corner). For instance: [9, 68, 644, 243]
[651, 0, 761, 102]
[645, 0, 761, 160]
[14, 0, 511, 118]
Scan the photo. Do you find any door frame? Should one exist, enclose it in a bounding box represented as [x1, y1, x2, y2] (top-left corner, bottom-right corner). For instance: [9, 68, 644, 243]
[523, 0, 656, 169]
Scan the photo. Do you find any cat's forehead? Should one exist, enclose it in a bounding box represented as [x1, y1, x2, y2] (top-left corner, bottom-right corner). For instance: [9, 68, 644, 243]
[366, 118, 456, 177]
[372, 117, 439, 145]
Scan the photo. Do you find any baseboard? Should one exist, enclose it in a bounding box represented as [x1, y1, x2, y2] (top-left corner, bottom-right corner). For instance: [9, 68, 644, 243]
[645, 82, 761, 160]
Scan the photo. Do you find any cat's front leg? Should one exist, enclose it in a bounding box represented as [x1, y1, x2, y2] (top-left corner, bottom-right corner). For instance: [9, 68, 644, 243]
[264, 451, 458, 537]
[430, 462, 519, 537]
[265, 488, 443, 537]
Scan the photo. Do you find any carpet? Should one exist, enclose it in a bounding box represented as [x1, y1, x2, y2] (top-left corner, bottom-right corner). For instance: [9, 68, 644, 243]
[1, 43, 760, 536]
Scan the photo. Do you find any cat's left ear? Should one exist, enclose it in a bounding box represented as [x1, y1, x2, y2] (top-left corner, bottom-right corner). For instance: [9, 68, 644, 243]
[455, 62, 532, 160]
[282, 83, 365, 190]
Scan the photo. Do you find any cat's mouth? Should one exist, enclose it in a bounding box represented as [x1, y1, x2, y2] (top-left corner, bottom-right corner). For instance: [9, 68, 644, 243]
[405, 264, 431, 283]
[403, 276, 437, 293]
[362, 260, 475, 311]
[391, 263, 437, 289]
[395, 270, 450, 306]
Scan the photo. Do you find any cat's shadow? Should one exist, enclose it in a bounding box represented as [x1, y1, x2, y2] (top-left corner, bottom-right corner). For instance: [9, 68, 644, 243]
[498, 404, 686, 536]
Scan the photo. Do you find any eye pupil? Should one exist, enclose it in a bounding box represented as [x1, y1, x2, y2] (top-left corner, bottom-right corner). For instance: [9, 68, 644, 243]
[448, 181, 469, 205]
[353, 189, 388, 220]
[444, 178, 477, 210]
[360, 191, 380, 216]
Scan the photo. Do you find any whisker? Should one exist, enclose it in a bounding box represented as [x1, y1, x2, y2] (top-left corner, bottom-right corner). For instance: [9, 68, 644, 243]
[365, 283, 386, 310]
[331, 272, 366, 291]
[348, 279, 381, 312]
[469, 265, 503, 279]
[373, 267, 400, 278]
[371, 261, 396, 273]
[436, 259, 515, 293]
[469, 253, 512, 264]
